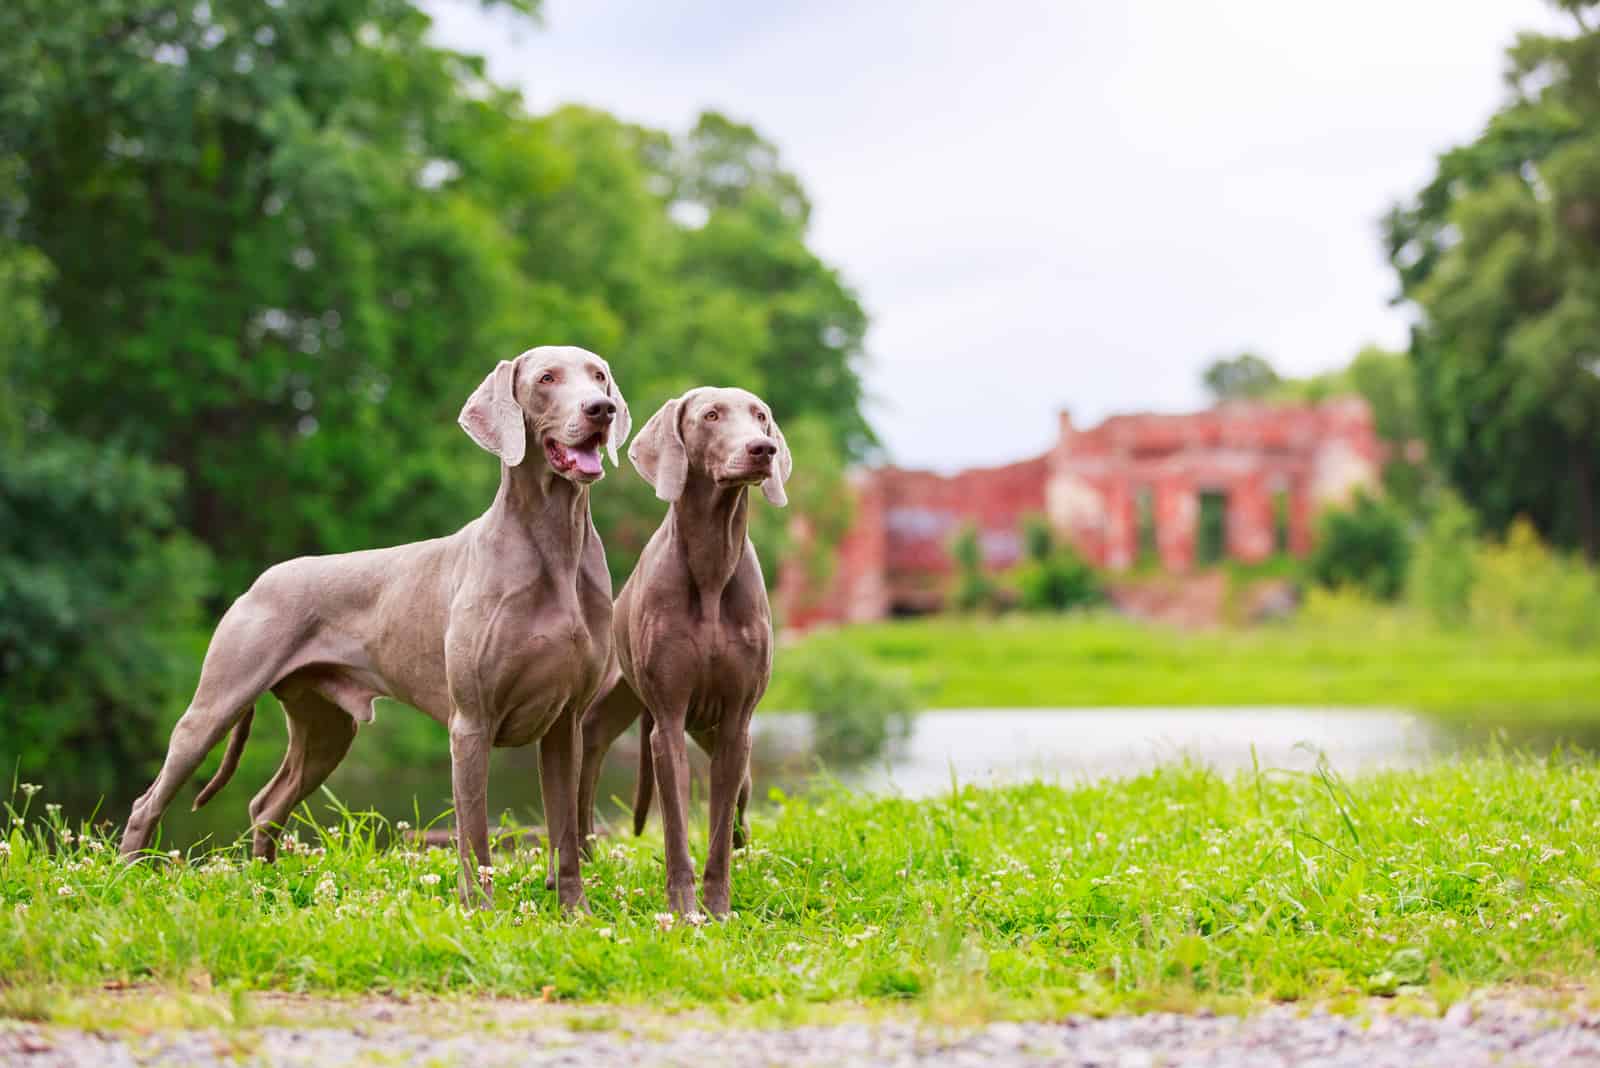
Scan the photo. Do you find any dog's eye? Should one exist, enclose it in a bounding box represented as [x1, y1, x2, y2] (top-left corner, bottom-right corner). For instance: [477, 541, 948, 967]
[539, 372, 555, 384]
[705, 410, 719, 422]
[756, 410, 769, 424]
[593, 370, 606, 384]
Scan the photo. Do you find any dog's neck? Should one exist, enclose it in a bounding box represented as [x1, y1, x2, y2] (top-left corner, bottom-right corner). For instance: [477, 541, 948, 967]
[484, 460, 591, 570]
[670, 472, 751, 621]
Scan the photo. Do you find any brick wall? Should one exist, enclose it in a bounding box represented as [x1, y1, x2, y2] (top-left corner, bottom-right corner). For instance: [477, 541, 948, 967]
[778, 398, 1381, 627]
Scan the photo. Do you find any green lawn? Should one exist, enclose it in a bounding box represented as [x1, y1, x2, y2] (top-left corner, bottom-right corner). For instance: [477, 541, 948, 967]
[766, 612, 1599, 716]
[5, 757, 1600, 1019]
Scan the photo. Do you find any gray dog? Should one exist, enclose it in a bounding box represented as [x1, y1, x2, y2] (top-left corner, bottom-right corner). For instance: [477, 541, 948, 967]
[120, 345, 629, 910]
[573, 386, 789, 916]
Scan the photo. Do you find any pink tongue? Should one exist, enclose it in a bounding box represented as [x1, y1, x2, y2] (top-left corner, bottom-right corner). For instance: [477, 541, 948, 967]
[572, 443, 603, 476]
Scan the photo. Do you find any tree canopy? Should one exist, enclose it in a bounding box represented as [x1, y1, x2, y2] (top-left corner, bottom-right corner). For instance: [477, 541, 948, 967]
[1385, 0, 1600, 558]
[0, 0, 872, 802]
[1201, 352, 1281, 403]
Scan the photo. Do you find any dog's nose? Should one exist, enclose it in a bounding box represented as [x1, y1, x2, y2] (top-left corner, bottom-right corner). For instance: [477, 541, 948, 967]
[583, 398, 617, 422]
[746, 439, 778, 460]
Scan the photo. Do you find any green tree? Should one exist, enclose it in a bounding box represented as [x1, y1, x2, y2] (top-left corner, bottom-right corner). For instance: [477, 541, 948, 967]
[0, 2, 871, 593]
[948, 523, 995, 613]
[0, 1, 874, 805]
[1014, 514, 1102, 613]
[1202, 352, 1281, 402]
[1308, 493, 1412, 601]
[1385, 0, 1600, 559]
[0, 173, 212, 804]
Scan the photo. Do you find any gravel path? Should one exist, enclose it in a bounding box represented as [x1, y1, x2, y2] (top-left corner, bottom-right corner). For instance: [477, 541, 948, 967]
[6, 1000, 1600, 1067]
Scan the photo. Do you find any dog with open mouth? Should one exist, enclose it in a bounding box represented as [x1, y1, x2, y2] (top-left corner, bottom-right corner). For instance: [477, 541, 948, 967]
[120, 345, 629, 914]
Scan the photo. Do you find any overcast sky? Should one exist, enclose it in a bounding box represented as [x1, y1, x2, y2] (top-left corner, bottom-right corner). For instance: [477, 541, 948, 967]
[428, 1, 1567, 470]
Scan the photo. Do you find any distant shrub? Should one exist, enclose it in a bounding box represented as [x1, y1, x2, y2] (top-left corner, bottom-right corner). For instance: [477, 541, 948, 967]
[779, 645, 915, 764]
[1409, 492, 1477, 628]
[1308, 493, 1411, 601]
[1014, 515, 1103, 612]
[1470, 518, 1600, 648]
[948, 522, 998, 613]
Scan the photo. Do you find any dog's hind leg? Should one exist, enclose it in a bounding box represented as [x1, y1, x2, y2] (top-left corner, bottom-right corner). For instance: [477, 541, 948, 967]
[121, 598, 300, 857]
[248, 688, 358, 861]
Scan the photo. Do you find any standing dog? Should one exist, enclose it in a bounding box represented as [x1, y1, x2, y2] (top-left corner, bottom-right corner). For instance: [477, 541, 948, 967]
[120, 345, 629, 911]
[574, 387, 789, 916]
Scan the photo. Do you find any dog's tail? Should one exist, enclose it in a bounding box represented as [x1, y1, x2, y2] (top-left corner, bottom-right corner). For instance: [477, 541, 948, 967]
[632, 708, 654, 836]
[192, 705, 255, 811]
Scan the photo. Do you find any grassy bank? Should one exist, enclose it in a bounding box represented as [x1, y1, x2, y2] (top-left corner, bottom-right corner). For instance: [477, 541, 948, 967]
[4, 756, 1600, 1018]
[766, 608, 1599, 715]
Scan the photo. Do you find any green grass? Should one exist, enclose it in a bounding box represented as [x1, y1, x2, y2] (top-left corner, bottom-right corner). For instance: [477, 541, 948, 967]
[5, 756, 1600, 1019]
[765, 610, 1600, 716]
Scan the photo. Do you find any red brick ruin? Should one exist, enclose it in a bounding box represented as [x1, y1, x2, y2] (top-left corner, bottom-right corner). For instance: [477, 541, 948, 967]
[778, 399, 1383, 627]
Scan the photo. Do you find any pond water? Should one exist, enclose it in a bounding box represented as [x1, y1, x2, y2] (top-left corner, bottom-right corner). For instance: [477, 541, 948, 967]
[143, 706, 1591, 847]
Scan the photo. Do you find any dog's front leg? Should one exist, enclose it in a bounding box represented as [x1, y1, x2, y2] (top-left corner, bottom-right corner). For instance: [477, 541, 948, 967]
[539, 707, 590, 912]
[448, 719, 493, 909]
[649, 710, 698, 915]
[703, 716, 753, 917]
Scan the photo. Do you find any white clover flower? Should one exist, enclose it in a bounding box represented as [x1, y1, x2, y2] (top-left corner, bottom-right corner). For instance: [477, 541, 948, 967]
[654, 912, 675, 931]
[396, 821, 411, 832]
[0, 840, 10, 857]
[20, 784, 40, 798]
[56, 884, 75, 897]
[420, 873, 442, 887]
[84, 839, 104, 853]
[168, 850, 182, 862]
[315, 875, 338, 902]
[477, 865, 494, 879]
[684, 911, 707, 928]
[45, 803, 61, 817]
[597, 927, 614, 939]
[14, 902, 28, 915]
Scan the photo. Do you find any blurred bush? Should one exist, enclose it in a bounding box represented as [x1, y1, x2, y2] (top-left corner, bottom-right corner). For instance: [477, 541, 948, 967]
[1409, 492, 1477, 628]
[1013, 515, 1103, 613]
[948, 523, 998, 614]
[1308, 493, 1412, 601]
[777, 644, 914, 764]
[1470, 519, 1599, 648]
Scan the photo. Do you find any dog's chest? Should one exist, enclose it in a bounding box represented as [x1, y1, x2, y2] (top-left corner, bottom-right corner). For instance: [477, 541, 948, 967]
[678, 616, 771, 714]
[486, 607, 609, 747]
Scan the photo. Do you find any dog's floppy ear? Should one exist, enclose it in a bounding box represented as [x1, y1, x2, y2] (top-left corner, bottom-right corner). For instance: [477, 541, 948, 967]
[761, 415, 793, 507]
[629, 391, 694, 503]
[458, 358, 526, 466]
[601, 356, 631, 466]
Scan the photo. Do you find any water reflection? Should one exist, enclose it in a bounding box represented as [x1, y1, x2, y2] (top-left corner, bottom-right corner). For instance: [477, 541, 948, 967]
[147, 707, 1600, 848]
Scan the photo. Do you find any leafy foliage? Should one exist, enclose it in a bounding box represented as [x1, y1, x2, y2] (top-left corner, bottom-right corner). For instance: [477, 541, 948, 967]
[948, 523, 997, 613]
[1013, 515, 1102, 613]
[1307, 494, 1412, 601]
[776, 645, 914, 763]
[0, 0, 869, 592]
[1469, 518, 1600, 648]
[1409, 493, 1477, 628]
[0, 440, 212, 806]
[1386, 0, 1600, 558]
[1201, 352, 1280, 402]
